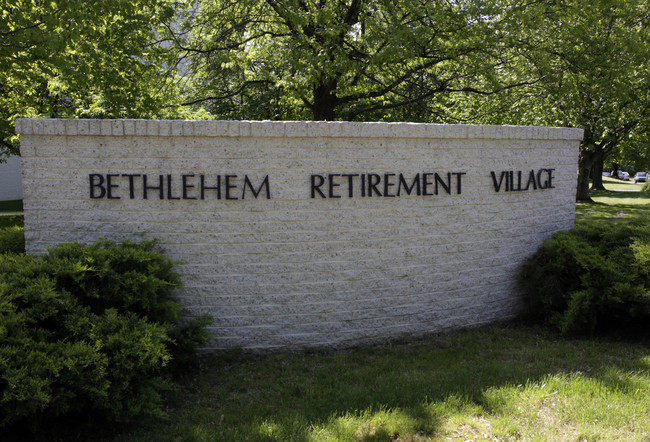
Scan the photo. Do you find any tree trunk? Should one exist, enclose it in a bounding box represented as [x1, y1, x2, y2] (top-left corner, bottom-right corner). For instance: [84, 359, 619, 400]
[577, 149, 598, 202]
[590, 152, 606, 191]
[577, 162, 593, 201]
[312, 80, 339, 121]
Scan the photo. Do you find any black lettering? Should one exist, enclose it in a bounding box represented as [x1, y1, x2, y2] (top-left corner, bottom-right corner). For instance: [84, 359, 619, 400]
[434, 173, 451, 195]
[121, 174, 141, 199]
[491, 171, 507, 192]
[422, 173, 434, 196]
[200, 175, 221, 199]
[310, 174, 326, 198]
[341, 174, 359, 197]
[397, 173, 420, 196]
[537, 168, 548, 189]
[368, 173, 382, 196]
[328, 174, 341, 198]
[526, 170, 537, 191]
[225, 175, 238, 200]
[106, 174, 120, 199]
[383, 173, 396, 197]
[182, 174, 196, 199]
[167, 174, 180, 200]
[89, 174, 106, 199]
[243, 175, 270, 199]
[452, 172, 466, 194]
[143, 174, 164, 199]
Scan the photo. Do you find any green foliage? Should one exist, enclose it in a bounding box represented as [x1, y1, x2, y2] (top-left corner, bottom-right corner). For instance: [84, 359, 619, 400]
[464, 0, 650, 201]
[0, 0, 193, 157]
[0, 240, 211, 432]
[0, 226, 24, 254]
[519, 217, 650, 335]
[642, 181, 650, 192]
[176, 0, 518, 121]
[0, 215, 22, 229]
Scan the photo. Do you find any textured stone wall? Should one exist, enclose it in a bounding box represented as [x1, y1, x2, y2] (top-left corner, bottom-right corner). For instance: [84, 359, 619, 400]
[16, 119, 582, 350]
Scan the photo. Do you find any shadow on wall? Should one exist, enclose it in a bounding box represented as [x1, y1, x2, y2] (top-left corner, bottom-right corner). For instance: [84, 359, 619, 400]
[0, 156, 22, 201]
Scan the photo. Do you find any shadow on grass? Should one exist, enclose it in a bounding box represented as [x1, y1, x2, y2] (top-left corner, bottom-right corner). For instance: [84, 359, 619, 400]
[577, 189, 650, 222]
[0, 199, 23, 213]
[110, 323, 649, 441]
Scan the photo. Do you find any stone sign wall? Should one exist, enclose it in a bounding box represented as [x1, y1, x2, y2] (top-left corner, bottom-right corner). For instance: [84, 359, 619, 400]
[16, 119, 582, 350]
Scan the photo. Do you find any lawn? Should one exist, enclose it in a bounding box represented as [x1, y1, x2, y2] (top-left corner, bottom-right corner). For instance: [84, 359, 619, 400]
[105, 189, 650, 442]
[598, 175, 645, 191]
[106, 324, 648, 442]
[577, 177, 650, 222]
[0, 200, 23, 229]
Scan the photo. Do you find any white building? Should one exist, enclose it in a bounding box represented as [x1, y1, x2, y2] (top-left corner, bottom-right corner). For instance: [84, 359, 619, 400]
[0, 155, 23, 201]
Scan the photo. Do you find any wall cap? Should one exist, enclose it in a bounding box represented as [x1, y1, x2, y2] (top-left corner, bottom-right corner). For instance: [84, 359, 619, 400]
[15, 118, 585, 141]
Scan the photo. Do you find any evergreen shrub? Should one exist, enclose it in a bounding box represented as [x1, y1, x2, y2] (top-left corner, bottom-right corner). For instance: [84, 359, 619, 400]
[0, 225, 24, 254]
[0, 239, 212, 431]
[519, 216, 650, 335]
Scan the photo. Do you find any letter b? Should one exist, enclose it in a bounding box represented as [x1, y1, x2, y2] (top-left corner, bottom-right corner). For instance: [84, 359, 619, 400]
[89, 174, 106, 198]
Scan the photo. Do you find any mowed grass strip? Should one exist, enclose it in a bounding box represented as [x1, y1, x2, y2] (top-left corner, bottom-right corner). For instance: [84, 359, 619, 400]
[112, 325, 649, 441]
[577, 177, 650, 221]
[0, 200, 23, 229]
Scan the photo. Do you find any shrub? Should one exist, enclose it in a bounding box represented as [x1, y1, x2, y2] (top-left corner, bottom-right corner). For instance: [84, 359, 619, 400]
[518, 217, 650, 335]
[0, 226, 24, 254]
[0, 240, 211, 432]
[642, 181, 650, 192]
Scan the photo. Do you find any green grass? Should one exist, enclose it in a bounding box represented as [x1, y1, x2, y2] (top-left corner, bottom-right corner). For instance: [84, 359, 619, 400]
[0, 200, 23, 229]
[576, 179, 650, 223]
[598, 175, 644, 191]
[108, 325, 649, 441]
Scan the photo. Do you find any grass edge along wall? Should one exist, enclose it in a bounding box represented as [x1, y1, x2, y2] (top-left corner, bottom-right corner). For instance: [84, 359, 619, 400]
[16, 119, 583, 350]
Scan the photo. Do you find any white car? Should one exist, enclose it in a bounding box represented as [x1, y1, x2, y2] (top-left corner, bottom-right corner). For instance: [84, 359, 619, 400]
[634, 172, 647, 183]
[612, 170, 630, 180]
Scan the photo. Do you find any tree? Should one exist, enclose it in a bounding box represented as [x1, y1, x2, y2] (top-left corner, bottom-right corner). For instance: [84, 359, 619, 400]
[172, 0, 537, 122]
[460, 0, 650, 201]
[1, 0, 188, 159]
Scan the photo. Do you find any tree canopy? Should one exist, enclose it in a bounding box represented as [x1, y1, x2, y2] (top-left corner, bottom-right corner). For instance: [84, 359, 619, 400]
[172, 0, 537, 121]
[5, 0, 650, 202]
[1, 0, 188, 157]
[460, 0, 650, 200]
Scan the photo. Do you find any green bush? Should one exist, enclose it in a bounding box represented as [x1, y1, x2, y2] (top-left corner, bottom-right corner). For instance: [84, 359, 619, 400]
[642, 181, 650, 192]
[518, 217, 650, 335]
[0, 240, 211, 432]
[0, 226, 24, 254]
